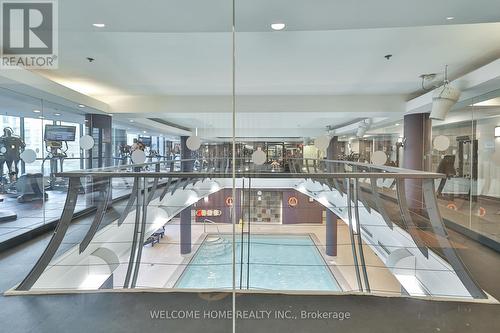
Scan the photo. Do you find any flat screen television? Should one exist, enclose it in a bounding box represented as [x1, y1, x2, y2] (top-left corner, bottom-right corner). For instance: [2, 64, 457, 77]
[138, 135, 152, 147]
[44, 125, 77, 142]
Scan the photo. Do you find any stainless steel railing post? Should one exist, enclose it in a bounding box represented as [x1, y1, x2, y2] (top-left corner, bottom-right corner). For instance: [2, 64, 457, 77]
[353, 177, 370, 293]
[346, 177, 363, 292]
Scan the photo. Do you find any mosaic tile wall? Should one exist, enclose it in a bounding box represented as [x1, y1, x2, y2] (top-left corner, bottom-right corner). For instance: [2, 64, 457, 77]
[249, 190, 282, 223]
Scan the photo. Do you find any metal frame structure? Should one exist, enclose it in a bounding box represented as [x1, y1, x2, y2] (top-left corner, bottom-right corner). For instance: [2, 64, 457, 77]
[15, 157, 487, 299]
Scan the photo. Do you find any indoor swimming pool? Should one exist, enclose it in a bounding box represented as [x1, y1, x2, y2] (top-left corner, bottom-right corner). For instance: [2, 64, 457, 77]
[175, 234, 340, 291]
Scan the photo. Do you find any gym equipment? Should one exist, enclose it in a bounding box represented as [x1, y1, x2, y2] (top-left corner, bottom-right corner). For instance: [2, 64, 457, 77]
[16, 173, 48, 203]
[115, 144, 133, 188]
[343, 152, 360, 162]
[436, 155, 456, 197]
[42, 125, 77, 191]
[117, 144, 132, 165]
[456, 135, 478, 180]
[0, 198, 17, 222]
[0, 127, 25, 186]
[0, 127, 25, 219]
[43, 140, 69, 190]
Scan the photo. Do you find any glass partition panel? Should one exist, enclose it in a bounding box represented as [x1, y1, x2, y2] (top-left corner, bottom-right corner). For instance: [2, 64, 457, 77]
[470, 91, 500, 245]
[11, 0, 235, 304]
[0, 87, 45, 246]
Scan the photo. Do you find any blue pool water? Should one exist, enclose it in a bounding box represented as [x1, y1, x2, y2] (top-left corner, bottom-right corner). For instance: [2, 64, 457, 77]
[175, 234, 340, 291]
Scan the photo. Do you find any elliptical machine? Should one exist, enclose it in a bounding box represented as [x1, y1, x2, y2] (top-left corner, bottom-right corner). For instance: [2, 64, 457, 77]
[43, 140, 69, 191]
[117, 144, 132, 165]
[40, 124, 78, 193]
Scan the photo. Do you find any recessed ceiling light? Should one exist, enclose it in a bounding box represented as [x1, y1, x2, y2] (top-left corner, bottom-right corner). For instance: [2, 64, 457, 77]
[271, 23, 286, 31]
[33, 109, 41, 113]
[129, 120, 134, 123]
[395, 123, 400, 126]
[54, 113, 61, 116]
[446, 16, 455, 20]
[78, 104, 86, 108]
[38, 116, 45, 119]
[143, 131, 147, 134]
[93, 23, 106, 28]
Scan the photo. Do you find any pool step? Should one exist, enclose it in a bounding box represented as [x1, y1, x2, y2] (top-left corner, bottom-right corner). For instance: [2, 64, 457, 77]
[204, 236, 231, 256]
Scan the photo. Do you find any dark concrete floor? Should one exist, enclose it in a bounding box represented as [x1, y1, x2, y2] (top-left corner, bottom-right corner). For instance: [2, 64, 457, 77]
[1, 291, 499, 332]
[0, 200, 499, 332]
[447, 228, 500, 299]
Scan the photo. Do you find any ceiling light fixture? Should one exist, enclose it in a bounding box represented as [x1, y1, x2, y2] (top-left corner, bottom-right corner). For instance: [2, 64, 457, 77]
[446, 16, 455, 20]
[271, 23, 286, 31]
[495, 126, 500, 137]
[54, 113, 61, 116]
[92, 23, 106, 28]
[33, 109, 41, 113]
[78, 104, 85, 108]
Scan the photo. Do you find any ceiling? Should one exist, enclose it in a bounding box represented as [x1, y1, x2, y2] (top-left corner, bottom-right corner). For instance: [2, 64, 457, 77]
[20, 0, 500, 137]
[56, 0, 500, 33]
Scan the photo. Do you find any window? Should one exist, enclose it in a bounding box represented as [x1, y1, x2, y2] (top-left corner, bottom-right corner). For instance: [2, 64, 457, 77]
[0, 115, 21, 135]
[23, 117, 52, 174]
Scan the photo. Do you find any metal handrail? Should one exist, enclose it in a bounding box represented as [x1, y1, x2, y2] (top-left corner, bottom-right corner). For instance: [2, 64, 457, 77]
[202, 219, 224, 239]
[53, 156, 445, 179]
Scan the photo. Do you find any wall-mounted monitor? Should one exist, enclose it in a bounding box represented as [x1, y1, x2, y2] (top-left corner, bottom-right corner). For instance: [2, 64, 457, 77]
[138, 135, 152, 147]
[44, 125, 77, 142]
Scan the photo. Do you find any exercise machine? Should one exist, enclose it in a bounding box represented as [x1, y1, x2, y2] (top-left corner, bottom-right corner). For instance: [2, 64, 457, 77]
[0, 127, 24, 218]
[42, 125, 76, 191]
[436, 155, 456, 197]
[0, 127, 25, 188]
[16, 173, 48, 203]
[115, 144, 133, 188]
[117, 144, 132, 165]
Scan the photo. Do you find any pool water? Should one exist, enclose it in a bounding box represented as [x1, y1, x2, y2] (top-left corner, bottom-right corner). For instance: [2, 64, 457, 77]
[175, 234, 340, 291]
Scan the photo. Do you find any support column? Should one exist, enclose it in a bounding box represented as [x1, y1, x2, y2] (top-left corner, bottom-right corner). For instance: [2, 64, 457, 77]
[85, 113, 113, 206]
[403, 113, 432, 210]
[180, 136, 192, 254]
[326, 136, 339, 256]
[180, 205, 192, 254]
[85, 114, 113, 169]
[327, 136, 339, 161]
[180, 136, 194, 171]
[326, 210, 338, 256]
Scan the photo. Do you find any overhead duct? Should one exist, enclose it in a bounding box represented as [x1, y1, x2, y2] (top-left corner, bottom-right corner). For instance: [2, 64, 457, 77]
[356, 119, 372, 138]
[356, 125, 367, 138]
[430, 84, 461, 120]
[429, 65, 461, 121]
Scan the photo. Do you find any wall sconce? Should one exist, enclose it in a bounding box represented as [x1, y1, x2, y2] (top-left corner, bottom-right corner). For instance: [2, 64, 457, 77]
[495, 126, 500, 137]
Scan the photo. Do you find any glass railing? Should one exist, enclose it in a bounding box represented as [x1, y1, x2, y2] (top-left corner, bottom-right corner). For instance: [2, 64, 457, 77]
[11, 158, 488, 301]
